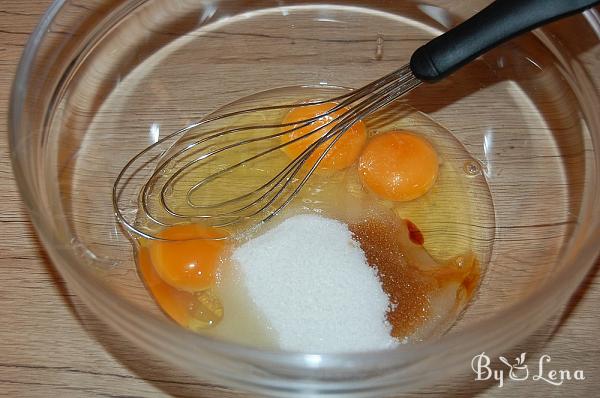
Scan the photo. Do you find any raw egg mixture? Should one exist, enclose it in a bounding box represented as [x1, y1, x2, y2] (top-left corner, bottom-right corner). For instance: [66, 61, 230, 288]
[132, 87, 495, 351]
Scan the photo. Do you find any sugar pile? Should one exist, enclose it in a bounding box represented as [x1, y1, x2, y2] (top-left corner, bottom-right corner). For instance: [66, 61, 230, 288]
[232, 214, 398, 353]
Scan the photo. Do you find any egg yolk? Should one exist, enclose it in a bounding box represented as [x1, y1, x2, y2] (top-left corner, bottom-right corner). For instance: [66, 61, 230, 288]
[138, 247, 193, 326]
[280, 102, 367, 170]
[138, 245, 225, 330]
[358, 131, 439, 201]
[146, 223, 228, 292]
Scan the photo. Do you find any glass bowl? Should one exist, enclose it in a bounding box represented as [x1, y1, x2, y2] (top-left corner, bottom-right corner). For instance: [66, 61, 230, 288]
[10, 0, 600, 396]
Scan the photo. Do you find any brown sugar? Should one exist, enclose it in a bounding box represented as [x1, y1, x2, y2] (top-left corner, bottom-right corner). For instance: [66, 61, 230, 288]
[350, 217, 480, 339]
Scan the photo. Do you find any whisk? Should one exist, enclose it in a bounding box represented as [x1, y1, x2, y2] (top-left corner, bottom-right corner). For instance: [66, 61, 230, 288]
[113, 0, 599, 240]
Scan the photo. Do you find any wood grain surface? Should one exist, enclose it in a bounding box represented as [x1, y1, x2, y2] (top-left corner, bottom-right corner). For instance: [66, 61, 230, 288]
[1, 1, 599, 397]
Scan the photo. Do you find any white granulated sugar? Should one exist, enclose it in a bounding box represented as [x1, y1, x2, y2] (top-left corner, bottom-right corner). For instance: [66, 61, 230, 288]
[232, 214, 398, 353]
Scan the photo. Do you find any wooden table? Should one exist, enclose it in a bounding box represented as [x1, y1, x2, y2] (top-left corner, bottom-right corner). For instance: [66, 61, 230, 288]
[1, 1, 599, 397]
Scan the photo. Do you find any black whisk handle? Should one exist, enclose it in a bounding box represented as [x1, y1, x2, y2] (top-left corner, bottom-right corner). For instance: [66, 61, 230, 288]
[410, 0, 600, 82]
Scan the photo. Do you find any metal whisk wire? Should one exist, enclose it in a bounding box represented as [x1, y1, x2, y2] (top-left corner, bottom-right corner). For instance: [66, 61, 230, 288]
[113, 65, 420, 240]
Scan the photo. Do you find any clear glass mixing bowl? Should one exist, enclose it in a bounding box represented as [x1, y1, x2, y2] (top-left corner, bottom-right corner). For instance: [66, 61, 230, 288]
[9, 0, 600, 396]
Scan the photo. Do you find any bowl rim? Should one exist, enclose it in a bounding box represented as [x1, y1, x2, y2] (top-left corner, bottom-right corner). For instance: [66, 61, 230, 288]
[9, 0, 600, 387]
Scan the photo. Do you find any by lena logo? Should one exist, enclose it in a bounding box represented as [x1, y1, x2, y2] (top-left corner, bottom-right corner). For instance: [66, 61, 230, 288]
[471, 352, 585, 388]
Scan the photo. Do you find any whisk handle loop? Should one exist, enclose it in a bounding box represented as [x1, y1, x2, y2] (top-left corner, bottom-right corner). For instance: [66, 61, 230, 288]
[410, 0, 600, 82]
